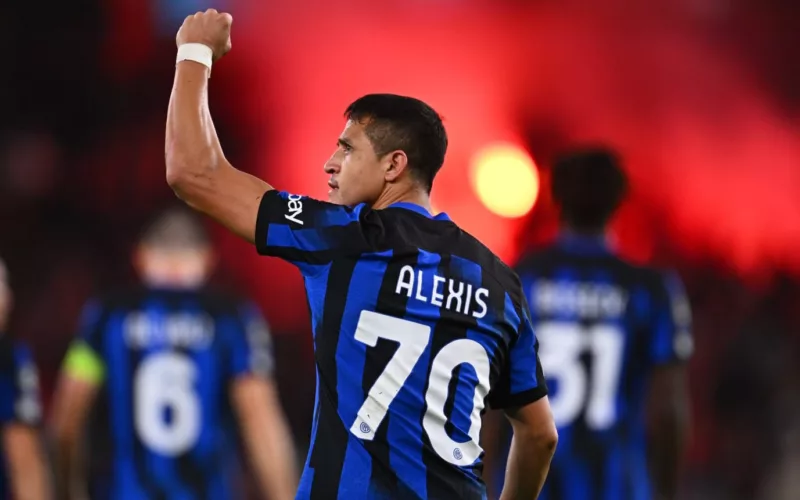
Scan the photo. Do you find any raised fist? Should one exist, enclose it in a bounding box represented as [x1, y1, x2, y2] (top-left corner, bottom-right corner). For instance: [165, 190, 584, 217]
[176, 9, 232, 61]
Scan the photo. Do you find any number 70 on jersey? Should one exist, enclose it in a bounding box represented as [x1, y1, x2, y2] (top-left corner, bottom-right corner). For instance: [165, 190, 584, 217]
[349, 311, 492, 466]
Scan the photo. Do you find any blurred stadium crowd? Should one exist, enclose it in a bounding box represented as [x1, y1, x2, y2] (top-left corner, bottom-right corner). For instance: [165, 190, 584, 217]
[2, 1, 800, 499]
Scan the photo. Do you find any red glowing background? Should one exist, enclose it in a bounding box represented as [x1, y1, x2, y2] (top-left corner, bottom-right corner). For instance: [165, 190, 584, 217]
[174, 0, 800, 332]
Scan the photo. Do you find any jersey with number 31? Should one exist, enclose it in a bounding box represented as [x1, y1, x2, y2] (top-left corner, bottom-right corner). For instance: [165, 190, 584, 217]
[75, 287, 273, 500]
[256, 191, 547, 500]
[514, 236, 693, 500]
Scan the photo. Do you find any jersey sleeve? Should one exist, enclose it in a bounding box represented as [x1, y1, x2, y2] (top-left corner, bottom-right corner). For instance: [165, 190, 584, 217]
[650, 271, 694, 365]
[227, 301, 275, 380]
[488, 297, 548, 410]
[0, 343, 42, 427]
[254, 190, 372, 273]
[62, 299, 107, 384]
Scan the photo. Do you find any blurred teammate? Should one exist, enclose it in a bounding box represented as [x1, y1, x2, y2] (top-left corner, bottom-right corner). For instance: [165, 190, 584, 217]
[0, 258, 51, 500]
[505, 148, 693, 500]
[50, 208, 297, 500]
[164, 10, 557, 500]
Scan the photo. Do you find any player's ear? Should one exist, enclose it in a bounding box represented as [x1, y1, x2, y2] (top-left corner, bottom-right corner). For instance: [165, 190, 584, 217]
[384, 150, 409, 183]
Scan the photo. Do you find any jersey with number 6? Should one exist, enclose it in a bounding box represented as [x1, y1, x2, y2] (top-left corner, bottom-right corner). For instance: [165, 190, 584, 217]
[69, 287, 274, 500]
[511, 235, 693, 500]
[256, 191, 547, 500]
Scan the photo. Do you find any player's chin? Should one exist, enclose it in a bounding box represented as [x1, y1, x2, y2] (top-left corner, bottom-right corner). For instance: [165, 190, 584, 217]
[327, 188, 345, 205]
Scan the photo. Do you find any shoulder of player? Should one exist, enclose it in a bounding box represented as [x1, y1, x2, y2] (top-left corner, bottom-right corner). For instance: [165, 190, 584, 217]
[154, 285, 253, 316]
[92, 286, 258, 319]
[87, 286, 148, 312]
[0, 337, 29, 376]
[445, 225, 527, 302]
[613, 256, 669, 280]
[366, 208, 528, 299]
[513, 244, 676, 292]
[365, 204, 450, 238]
[208, 290, 260, 318]
[0, 336, 15, 368]
[614, 259, 684, 295]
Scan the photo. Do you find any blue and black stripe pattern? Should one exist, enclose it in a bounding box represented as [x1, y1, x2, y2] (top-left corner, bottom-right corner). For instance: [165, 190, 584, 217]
[256, 191, 548, 500]
[0, 335, 42, 499]
[503, 234, 693, 500]
[77, 288, 273, 500]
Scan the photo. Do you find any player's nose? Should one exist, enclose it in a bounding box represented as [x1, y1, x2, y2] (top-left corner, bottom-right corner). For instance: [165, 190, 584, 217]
[324, 155, 340, 174]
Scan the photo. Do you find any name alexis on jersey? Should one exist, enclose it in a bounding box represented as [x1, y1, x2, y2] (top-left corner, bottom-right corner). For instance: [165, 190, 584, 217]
[395, 265, 489, 318]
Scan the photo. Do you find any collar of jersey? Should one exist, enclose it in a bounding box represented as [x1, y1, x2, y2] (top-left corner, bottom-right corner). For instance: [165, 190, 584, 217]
[557, 231, 611, 255]
[385, 202, 451, 222]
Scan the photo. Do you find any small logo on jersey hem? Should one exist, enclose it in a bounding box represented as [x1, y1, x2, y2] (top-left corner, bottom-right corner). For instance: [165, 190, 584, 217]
[359, 422, 371, 434]
[453, 448, 463, 461]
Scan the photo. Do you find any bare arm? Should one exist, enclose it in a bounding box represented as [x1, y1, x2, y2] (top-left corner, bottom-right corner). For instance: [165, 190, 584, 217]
[166, 11, 272, 243]
[4, 424, 51, 500]
[646, 365, 690, 500]
[500, 397, 558, 500]
[231, 376, 297, 500]
[50, 375, 98, 500]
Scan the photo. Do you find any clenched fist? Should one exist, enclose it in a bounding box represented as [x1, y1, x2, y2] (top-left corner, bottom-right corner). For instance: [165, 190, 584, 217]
[176, 9, 232, 62]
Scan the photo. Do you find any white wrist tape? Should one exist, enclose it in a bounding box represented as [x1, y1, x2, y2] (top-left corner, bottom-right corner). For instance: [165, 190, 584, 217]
[176, 43, 213, 74]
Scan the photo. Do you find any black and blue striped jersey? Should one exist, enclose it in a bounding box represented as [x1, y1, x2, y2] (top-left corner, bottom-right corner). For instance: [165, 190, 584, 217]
[255, 190, 548, 500]
[502, 234, 693, 500]
[72, 287, 274, 500]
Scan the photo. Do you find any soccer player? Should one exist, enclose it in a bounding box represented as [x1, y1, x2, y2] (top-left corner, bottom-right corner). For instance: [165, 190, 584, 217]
[164, 9, 558, 500]
[50, 208, 297, 500]
[508, 148, 693, 500]
[0, 257, 51, 500]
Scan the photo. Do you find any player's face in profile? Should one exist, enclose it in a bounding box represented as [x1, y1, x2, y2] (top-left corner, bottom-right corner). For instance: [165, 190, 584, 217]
[325, 120, 387, 206]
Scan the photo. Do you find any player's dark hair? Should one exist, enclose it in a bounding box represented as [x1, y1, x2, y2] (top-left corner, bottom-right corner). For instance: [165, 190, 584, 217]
[345, 94, 448, 192]
[139, 206, 210, 251]
[551, 147, 628, 232]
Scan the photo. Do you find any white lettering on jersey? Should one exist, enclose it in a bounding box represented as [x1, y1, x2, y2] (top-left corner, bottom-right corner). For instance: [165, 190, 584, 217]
[446, 279, 463, 313]
[431, 276, 446, 307]
[395, 265, 490, 319]
[284, 194, 304, 225]
[124, 312, 214, 349]
[396, 265, 414, 296]
[473, 288, 488, 319]
[533, 279, 628, 320]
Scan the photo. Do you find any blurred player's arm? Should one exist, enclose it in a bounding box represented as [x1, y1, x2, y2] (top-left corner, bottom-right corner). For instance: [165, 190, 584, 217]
[492, 300, 557, 500]
[165, 10, 271, 243]
[4, 423, 51, 500]
[501, 398, 558, 500]
[50, 342, 103, 500]
[646, 272, 694, 500]
[229, 304, 297, 500]
[1, 346, 51, 500]
[232, 377, 298, 500]
[646, 365, 689, 500]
